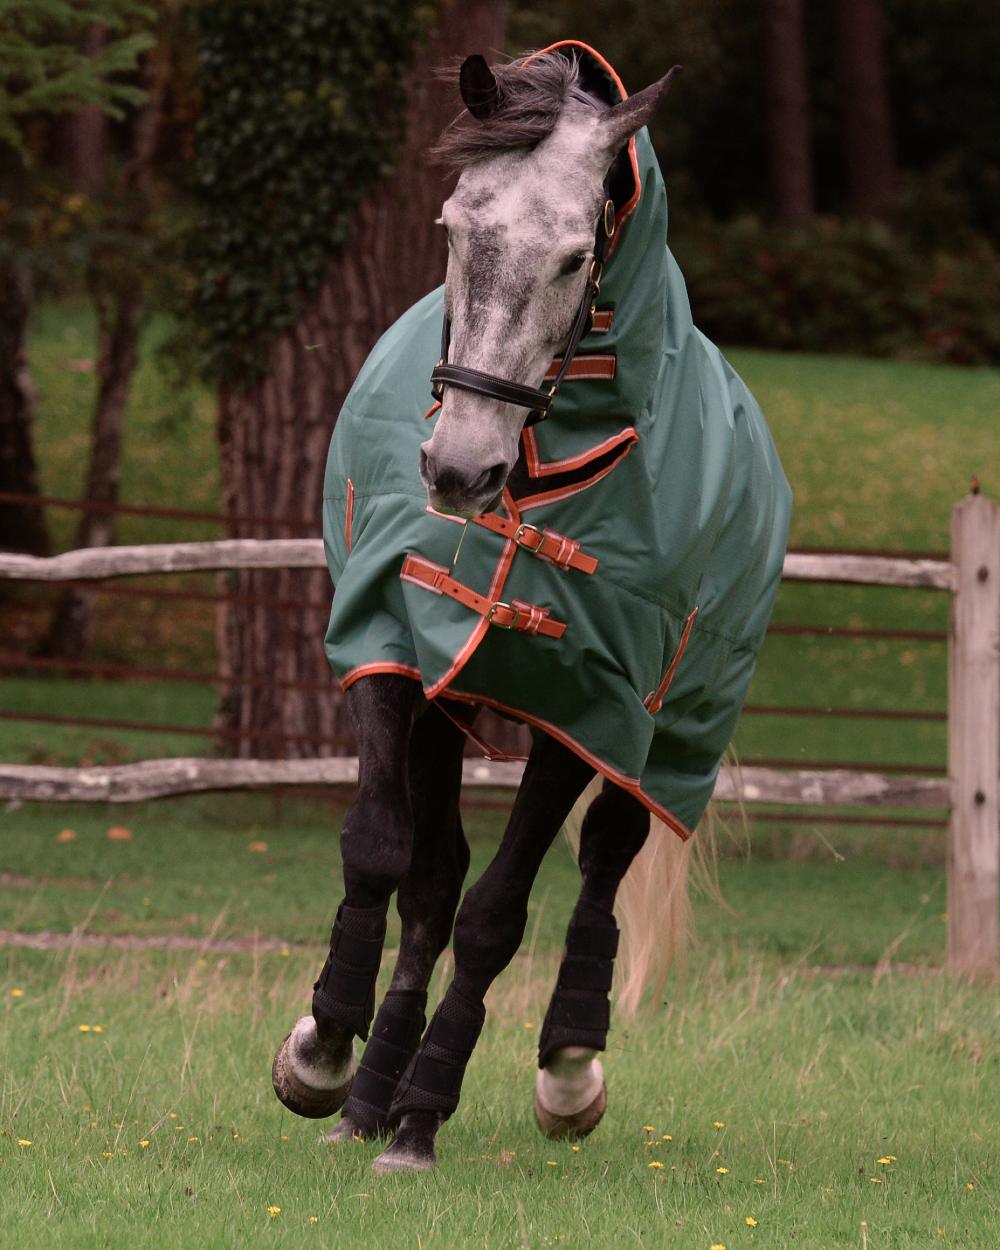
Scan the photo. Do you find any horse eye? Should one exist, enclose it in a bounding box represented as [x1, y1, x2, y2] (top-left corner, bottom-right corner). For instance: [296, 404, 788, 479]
[560, 253, 587, 276]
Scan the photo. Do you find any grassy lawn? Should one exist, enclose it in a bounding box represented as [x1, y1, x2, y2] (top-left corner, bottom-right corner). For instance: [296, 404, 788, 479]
[0, 801, 994, 1250]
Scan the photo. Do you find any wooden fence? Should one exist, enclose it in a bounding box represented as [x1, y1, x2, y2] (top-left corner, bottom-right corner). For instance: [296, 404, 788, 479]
[0, 493, 996, 974]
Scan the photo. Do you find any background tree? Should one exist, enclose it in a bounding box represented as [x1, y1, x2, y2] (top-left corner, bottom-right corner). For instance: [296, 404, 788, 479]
[760, 0, 814, 223]
[834, 0, 896, 217]
[186, 0, 505, 757]
[0, 0, 151, 555]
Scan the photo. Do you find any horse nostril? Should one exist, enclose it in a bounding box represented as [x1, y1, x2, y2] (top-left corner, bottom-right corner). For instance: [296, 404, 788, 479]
[473, 462, 508, 500]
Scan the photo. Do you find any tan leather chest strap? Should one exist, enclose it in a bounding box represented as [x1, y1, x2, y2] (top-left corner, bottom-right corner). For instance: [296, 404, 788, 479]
[400, 555, 567, 639]
[473, 515, 598, 574]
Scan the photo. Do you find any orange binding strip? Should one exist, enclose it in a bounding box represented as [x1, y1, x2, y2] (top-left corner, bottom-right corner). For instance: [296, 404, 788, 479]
[542, 354, 616, 383]
[401, 555, 567, 639]
[644, 608, 698, 714]
[590, 309, 614, 333]
[473, 514, 598, 574]
[345, 478, 355, 553]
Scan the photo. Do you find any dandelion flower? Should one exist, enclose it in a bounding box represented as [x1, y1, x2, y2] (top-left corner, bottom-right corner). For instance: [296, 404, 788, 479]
[546, 1160, 558, 1167]
[710, 1243, 727, 1250]
[571, 1145, 581, 1153]
[643, 1125, 655, 1132]
[168, 1112, 177, 1119]
[78, 1024, 91, 1033]
[661, 1134, 673, 1141]
[280, 946, 290, 958]
[648, 1161, 664, 1170]
[966, 1182, 975, 1191]
[716, 1167, 729, 1175]
[17, 1139, 31, 1148]
[92, 1025, 104, 1033]
[10, 988, 24, 998]
[139, 1140, 150, 1149]
[188, 1136, 199, 1143]
[745, 1217, 758, 1227]
[101, 1151, 113, 1159]
[267, 1205, 281, 1216]
[309, 1216, 318, 1224]
[713, 1121, 726, 1129]
[870, 1177, 883, 1184]
[877, 1156, 895, 1165]
[754, 1177, 766, 1185]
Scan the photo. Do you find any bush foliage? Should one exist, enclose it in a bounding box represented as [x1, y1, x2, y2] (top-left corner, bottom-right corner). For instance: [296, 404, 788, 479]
[677, 216, 1000, 364]
[183, 0, 436, 389]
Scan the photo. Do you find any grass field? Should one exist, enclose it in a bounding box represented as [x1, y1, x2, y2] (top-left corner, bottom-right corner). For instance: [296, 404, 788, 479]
[2, 799, 996, 1250]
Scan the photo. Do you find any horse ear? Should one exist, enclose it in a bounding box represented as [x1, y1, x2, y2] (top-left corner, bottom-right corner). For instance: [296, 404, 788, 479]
[460, 54, 502, 120]
[596, 65, 682, 159]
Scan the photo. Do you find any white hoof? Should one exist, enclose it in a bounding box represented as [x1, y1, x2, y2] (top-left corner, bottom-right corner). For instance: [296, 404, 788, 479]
[535, 1047, 607, 1139]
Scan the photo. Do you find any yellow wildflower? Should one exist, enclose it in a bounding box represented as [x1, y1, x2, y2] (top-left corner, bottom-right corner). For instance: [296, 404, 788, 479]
[754, 1177, 766, 1185]
[267, 1206, 281, 1217]
[745, 1217, 758, 1227]
[713, 1121, 726, 1129]
[661, 1134, 673, 1141]
[716, 1166, 729, 1175]
[966, 1182, 975, 1191]
[546, 1160, 558, 1167]
[93, 1025, 104, 1033]
[643, 1125, 655, 1132]
[710, 1243, 727, 1250]
[870, 1177, 883, 1184]
[139, 1140, 150, 1149]
[168, 1112, 177, 1119]
[523, 1022, 535, 1029]
[571, 1145, 581, 1153]
[280, 946, 291, 958]
[9, 988, 24, 998]
[877, 1155, 896, 1165]
[187, 1136, 199, 1143]
[648, 1161, 664, 1170]
[101, 1151, 113, 1159]
[79, 1024, 91, 1033]
[309, 1216, 318, 1224]
[17, 1139, 31, 1148]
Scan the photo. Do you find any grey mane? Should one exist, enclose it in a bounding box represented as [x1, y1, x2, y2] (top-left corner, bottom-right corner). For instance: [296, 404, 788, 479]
[432, 51, 600, 172]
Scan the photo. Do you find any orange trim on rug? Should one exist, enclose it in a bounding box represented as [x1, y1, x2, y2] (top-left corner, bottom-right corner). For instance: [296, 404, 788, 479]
[422, 487, 522, 700]
[443, 685, 692, 842]
[341, 661, 422, 692]
[345, 478, 355, 553]
[644, 608, 698, 714]
[522, 424, 638, 479]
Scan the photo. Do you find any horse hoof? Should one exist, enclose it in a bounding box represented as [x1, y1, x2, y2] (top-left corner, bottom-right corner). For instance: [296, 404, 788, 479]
[272, 1017, 355, 1120]
[321, 1115, 375, 1146]
[371, 1140, 436, 1174]
[534, 1080, 607, 1140]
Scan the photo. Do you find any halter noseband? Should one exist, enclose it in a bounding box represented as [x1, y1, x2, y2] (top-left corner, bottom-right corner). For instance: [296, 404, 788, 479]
[430, 198, 616, 428]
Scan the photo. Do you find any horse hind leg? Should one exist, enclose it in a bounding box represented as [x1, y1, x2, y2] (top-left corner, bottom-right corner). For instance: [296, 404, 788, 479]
[324, 703, 469, 1144]
[535, 782, 649, 1140]
[272, 675, 421, 1120]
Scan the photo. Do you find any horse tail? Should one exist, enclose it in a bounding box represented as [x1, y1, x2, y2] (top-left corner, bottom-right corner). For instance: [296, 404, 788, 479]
[563, 781, 727, 1017]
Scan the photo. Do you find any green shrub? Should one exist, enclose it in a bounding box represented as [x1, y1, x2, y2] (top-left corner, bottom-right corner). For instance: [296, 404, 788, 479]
[675, 216, 1000, 364]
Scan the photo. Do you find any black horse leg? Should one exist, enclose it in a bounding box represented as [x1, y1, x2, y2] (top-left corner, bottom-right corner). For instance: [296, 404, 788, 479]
[535, 782, 650, 1138]
[272, 674, 421, 1119]
[372, 732, 595, 1172]
[324, 702, 470, 1142]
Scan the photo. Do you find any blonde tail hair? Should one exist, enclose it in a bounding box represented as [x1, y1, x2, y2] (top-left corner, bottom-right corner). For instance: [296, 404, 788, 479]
[563, 781, 724, 1016]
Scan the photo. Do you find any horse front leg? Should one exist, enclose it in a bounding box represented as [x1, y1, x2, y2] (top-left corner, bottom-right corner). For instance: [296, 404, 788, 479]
[324, 702, 470, 1142]
[535, 783, 649, 1139]
[272, 674, 421, 1119]
[371, 733, 595, 1173]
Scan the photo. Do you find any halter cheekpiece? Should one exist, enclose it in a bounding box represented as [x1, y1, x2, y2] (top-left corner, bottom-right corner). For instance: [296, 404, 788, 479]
[430, 198, 617, 428]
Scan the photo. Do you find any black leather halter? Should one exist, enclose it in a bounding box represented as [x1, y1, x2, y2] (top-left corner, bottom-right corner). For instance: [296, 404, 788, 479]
[430, 198, 616, 428]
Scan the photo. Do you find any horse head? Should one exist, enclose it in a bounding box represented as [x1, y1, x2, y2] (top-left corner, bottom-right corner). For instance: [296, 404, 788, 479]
[419, 51, 680, 519]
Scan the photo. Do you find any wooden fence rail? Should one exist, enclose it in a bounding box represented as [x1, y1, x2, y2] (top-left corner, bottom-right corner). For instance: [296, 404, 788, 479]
[1, 495, 996, 974]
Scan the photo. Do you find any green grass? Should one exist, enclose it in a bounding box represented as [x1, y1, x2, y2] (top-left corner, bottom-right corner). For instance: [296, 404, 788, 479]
[0, 801, 994, 1249]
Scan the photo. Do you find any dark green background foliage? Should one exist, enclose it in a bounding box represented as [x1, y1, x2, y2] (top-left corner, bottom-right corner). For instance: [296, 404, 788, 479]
[184, 0, 436, 389]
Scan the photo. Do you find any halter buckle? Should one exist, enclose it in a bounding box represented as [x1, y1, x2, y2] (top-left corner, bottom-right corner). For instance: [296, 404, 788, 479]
[588, 259, 603, 294]
[487, 601, 521, 630]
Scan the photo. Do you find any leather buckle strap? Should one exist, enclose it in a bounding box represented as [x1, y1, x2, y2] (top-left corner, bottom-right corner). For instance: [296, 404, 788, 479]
[473, 514, 598, 574]
[400, 555, 567, 639]
[430, 363, 555, 415]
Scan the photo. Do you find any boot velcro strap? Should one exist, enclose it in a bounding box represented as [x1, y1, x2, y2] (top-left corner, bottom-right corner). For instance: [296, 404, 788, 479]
[311, 902, 388, 1040]
[566, 924, 619, 960]
[339, 990, 428, 1132]
[557, 956, 614, 993]
[387, 987, 485, 1123]
[332, 927, 384, 968]
[548, 994, 611, 1033]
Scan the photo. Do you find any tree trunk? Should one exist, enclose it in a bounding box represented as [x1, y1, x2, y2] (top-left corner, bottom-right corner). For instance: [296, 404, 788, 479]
[41, 45, 166, 658]
[0, 259, 48, 556]
[834, 0, 897, 217]
[761, 0, 815, 224]
[217, 0, 508, 759]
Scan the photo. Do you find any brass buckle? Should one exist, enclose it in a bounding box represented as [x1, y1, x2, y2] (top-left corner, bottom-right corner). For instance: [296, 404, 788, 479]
[487, 601, 520, 630]
[588, 259, 603, 295]
[513, 523, 544, 552]
[603, 199, 616, 237]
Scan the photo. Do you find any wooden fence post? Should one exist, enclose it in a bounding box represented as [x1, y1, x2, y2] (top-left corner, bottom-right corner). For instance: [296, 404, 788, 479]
[948, 492, 1000, 974]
